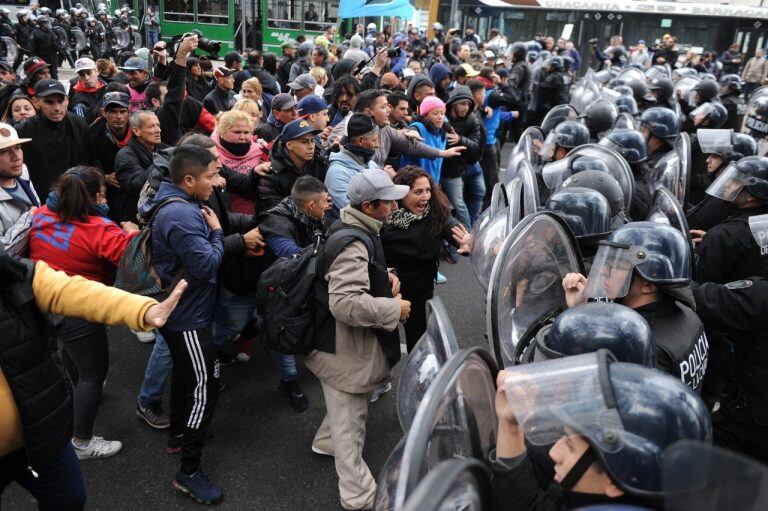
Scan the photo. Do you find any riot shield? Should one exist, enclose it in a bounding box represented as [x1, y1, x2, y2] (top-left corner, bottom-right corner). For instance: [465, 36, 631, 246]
[504, 178, 523, 232]
[746, 87, 768, 138]
[613, 112, 637, 130]
[672, 67, 698, 82]
[674, 76, 700, 105]
[541, 104, 578, 136]
[401, 459, 492, 511]
[663, 441, 768, 511]
[393, 347, 498, 510]
[374, 437, 405, 511]
[52, 26, 68, 48]
[129, 15, 140, 31]
[488, 181, 507, 218]
[71, 28, 87, 51]
[469, 208, 508, 292]
[112, 26, 130, 49]
[570, 80, 600, 115]
[506, 126, 543, 176]
[676, 132, 691, 204]
[1, 36, 16, 63]
[396, 297, 460, 433]
[506, 158, 540, 215]
[132, 31, 142, 50]
[647, 186, 693, 256]
[566, 144, 635, 212]
[486, 212, 584, 367]
[619, 66, 645, 85]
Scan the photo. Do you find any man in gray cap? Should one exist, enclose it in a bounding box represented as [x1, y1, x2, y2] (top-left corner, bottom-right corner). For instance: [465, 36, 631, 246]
[305, 168, 410, 511]
[255, 93, 298, 143]
[287, 73, 318, 101]
[277, 40, 297, 91]
[289, 41, 315, 82]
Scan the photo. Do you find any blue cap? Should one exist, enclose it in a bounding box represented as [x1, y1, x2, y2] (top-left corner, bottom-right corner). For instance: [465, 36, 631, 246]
[393, 34, 405, 46]
[119, 56, 148, 71]
[281, 118, 321, 141]
[297, 95, 329, 116]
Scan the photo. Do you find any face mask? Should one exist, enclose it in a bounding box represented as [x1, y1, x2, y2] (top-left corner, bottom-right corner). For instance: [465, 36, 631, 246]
[95, 202, 109, 217]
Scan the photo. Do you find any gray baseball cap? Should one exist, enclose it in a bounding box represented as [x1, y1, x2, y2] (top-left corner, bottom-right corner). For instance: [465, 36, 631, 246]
[348, 169, 409, 204]
[271, 93, 297, 111]
[287, 73, 318, 90]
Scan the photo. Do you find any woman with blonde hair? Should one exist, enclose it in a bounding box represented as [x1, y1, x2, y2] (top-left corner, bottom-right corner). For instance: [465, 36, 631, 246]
[309, 66, 328, 96]
[238, 76, 271, 122]
[232, 98, 262, 128]
[212, 109, 269, 214]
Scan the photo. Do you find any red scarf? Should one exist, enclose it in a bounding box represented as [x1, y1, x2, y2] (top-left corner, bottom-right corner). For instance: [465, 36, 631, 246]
[73, 80, 106, 94]
[477, 76, 495, 90]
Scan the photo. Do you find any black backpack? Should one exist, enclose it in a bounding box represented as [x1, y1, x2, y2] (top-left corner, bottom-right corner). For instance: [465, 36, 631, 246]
[255, 228, 374, 355]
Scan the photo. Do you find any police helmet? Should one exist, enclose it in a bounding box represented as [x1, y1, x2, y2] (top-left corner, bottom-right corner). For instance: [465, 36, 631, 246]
[551, 120, 589, 149]
[432, 22, 443, 32]
[97, 9, 108, 17]
[548, 56, 565, 72]
[537, 302, 655, 366]
[615, 95, 639, 115]
[732, 133, 757, 162]
[612, 84, 634, 97]
[644, 65, 670, 81]
[608, 77, 627, 89]
[583, 99, 619, 138]
[627, 79, 655, 104]
[690, 101, 727, 128]
[545, 188, 613, 241]
[561, 55, 574, 70]
[692, 78, 719, 102]
[0, 8, 9, 17]
[86, 16, 96, 24]
[706, 156, 768, 203]
[672, 67, 697, 81]
[719, 74, 742, 95]
[37, 15, 52, 28]
[39, 7, 52, 16]
[560, 169, 627, 223]
[598, 129, 648, 163]
[55, 8, 67, 17]
[640, 107, 679, 140]
[752, 96, 768, 118]
[648, 78, 674, 103]
[17, 9, 29, 20]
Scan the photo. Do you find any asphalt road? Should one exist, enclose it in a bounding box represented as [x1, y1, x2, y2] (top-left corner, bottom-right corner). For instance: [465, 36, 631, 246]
[3, 258, 489, 511]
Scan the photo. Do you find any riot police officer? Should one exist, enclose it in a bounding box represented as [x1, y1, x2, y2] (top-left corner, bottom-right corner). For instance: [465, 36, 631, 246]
[688, 132, 757, 231]
[30, 15, 58, 79]
[0, 8, 13, 36]
[614, 95, 638, 117]
[539, 121, 589, 162]
[598, 128, 653, 219]
[559, 168, 629, 227]
[696, 156, 768, 284]
[564, 222, 709, 391]
[13, 10, 34, 72]
[627, 79, 656, 112]
[507, 41, 531, 131]
[544, 188, 613, 263]
[719, 74, 747, 132]
[648, 77, 677, 111]
[582, 99, 618, 142]
[536, 56, 570, 119]
[745, 95, 768, 145]
[640, 106, 679, 167]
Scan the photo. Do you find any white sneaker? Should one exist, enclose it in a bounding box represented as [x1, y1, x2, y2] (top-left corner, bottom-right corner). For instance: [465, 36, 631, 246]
[311, 445, 334, 457]
[235, 352, 251, 362]
[132, 329, 156, 343]
[369, 382, 392, 403]
[72, 436, 123, 460]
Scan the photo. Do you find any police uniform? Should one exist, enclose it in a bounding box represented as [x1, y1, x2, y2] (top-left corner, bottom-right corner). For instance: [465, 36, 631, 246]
[720, 92, 747, 132]
[693, 277, 768, 462]
[635, 296, 709, 392]
[629, 161, 653, 221]
[686, 194, 737, 232]
[695, 206, 768, 284]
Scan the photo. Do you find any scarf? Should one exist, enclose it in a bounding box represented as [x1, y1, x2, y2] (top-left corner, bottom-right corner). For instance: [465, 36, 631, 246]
[343, 143, 374, 163]
[220, 137, 251, 157]
[46, 191, 108, 218]
[73, 80, 105, 94]
[389, 204, 429, 230]
[105, 125, 132, 148]
[478, 76, 495, 90]
[268, 196, 323, 233]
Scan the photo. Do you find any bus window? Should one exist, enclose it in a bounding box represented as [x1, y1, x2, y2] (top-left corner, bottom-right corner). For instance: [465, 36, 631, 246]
[164, 0, 195, 22]
[267, 0, 301, 30]
[198, 0, 229, 24]
[304, 0, 337, 31]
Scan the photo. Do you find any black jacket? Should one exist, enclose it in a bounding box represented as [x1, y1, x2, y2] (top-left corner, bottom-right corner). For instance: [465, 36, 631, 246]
[30, 26, 58, 57]
[16, 113, 93, 201]
[537, 72, 569, 112]
[257, 136, 327, 214]
[88, 117, 131, 173]
[67, 82, 106, 124]
[259, 196, 324, 251]
[186, 74, 213, 103]
[153, 60, 188, 146]
[114, 137, 170, 222]
[202, 86, 234, 116]
[254, 119, 283, 144]
[234, 65, 279, 95]
[0, 254, 73, 469]
[720, 93, 746, 132]
[443, 109, 485, 179]
[276, 55, 295, 91]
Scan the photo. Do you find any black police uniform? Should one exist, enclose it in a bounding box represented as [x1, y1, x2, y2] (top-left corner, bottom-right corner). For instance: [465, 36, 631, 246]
[629, 161, 653, 221]
[720, 92, 747, 132]
[695, 205, 768, 284]
[686, 194, 737, 232]
[634, 296, 709, 392]
[693, 277, 768, 463]
[537, 71, 569, 116]
[30, 26, 58, 78]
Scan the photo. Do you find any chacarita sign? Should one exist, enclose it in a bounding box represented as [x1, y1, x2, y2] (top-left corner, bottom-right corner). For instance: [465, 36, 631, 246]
[478, 0, 768, 19]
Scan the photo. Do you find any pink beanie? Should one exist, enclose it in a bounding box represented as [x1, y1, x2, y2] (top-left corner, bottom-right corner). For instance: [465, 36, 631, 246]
[419, 95, 446, 116]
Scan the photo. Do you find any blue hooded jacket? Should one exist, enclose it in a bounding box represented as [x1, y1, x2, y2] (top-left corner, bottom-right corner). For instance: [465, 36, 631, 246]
[429, 64, 452, 101]
[149, 181, 224, 331]
[400, 120, 446, 182]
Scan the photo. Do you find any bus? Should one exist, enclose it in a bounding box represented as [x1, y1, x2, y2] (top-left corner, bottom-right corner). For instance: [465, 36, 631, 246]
[113, 0, 346, 54]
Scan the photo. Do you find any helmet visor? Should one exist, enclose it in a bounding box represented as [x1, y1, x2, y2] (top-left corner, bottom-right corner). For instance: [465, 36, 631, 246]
[583, 241, 646, 300]
[705, 162, 746, 202]
[689, 102, 715, 122]
[697, 129, 733, 158]
[539, 132, 558, 162]
[541, 158, 570, 189]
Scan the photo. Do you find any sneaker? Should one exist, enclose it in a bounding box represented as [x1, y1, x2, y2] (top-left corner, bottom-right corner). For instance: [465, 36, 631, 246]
[132, 329, 156, 343]
[234, 336, 251, 363]
[136, 403, 170, 430]
[277, 379, 309, 412]
[173, 468, 224, 505]
[166, 433, 183, 455]
[216, 351, 236, 366]
[369, 382, 392, 403]
[311, 444, 334, 457]
[434, 272, 448, 285]
[72, 436, 122, 460]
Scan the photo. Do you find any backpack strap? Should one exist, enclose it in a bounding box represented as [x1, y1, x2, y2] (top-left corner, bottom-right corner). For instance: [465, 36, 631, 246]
[147, 196, 189, 226]
[322, 226, 377, 276]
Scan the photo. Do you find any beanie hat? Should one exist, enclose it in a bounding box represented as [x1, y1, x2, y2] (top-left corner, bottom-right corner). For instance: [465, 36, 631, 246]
[420, 96, 446, 117]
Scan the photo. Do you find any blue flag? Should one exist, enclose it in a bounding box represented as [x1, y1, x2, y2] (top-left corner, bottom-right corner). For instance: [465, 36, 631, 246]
[338, 0, 414, 19]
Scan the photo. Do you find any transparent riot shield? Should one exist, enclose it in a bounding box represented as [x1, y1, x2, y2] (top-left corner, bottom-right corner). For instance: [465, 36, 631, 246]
[397, 297, 460, 433]
[647, 186, 693, 256]
[663, 441, 768, 511]
[132, 31, 142, 50]
[374, 437, 405, 511]
[619, 66, 645, 84]
[112, 26, 130, 49]
[487, 212, 584, 368]
[504, 178, 523, 232]
[401, 459, 492, 511]
[52, 27, 68, 48]
[566, 144, 635, 212]
[506, 126, 544, 177]
[613, 112, 637, 130]
[676, 132, 691, 204]
[541, 104, 578, 136]
[674, 76, 700, 105]
[470, 183, 509, 291]
[393, 347, 498, 510]
[506, 158, 540, 214]
[1, 36, 16, 63]
[672, 67, 698, 82]
[71, 28, 87, 51]
[746, 87, 768, 138]
[570, 80, 600, 115]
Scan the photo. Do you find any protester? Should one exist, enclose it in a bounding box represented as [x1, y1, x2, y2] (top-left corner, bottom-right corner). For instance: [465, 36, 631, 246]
[2, 94, 36, 125]
[0, 123, 37, 252]
[185, 57, 213, 103]
[203, 67, 235, 116]
[255, 93, 297, 143]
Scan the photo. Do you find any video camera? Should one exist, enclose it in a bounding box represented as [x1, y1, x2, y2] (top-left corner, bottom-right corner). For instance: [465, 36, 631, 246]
[386, 47, 401, 58]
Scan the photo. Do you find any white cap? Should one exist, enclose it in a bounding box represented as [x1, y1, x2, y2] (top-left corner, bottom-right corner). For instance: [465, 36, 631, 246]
[0, 122, 31, 150]
[74, 57, 96, 72]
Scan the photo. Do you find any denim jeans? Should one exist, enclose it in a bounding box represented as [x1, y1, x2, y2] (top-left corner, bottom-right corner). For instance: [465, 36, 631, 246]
[463, 163, 486, 227]
[146, 30, 159, 48]
[440, 174, 471, 227]
[212, 286, 297, 382]
[138, 329, 172, 409]
[0, 444, 86, 510]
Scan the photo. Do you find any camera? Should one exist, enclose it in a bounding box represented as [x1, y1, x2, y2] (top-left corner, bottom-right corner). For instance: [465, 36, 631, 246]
[387, 47, 400, 58]
[181, 29, 221, 57]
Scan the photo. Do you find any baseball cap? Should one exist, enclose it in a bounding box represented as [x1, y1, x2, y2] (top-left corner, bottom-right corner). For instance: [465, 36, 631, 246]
[102, 91, 130, 109]
[402, 68, 415, 78]
[119, 56, 148, 71]
[287, 73, 318, 90]
[346, 113, 378, 139]
[22, 57, 49, 78]
[0, 61, 12, 73]
[213, 67, 234, 79]
[297, 95, 329, 116]
[34, 79, 66, 98]
[74, 57, 96, 72]
[458, 63, 480, 77]
[0, 122, 31, 150]
[224, 51, 242, 67]
[348, 169, 409, 204]
[393, 34, 406, 46]
[271, 93, 297, 111]
[281, 40, 297, 50]
[282, 118, 320, 141]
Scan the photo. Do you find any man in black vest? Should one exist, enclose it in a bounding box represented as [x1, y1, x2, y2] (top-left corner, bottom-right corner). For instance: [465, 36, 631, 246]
[304, 168, 410, 510]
